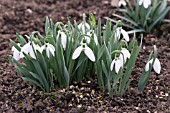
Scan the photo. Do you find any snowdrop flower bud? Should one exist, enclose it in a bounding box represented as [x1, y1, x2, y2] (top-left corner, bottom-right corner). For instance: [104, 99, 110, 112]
[145, 58, 161, 74]
[139, 0, 151, 9]
[11, 44, 20, 61]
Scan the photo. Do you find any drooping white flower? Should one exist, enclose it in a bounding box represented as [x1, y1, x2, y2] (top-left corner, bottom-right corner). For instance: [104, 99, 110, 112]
[11, 44, 20, 61]
[83, 31, 98, 45]
[139, 0, 151, 9]
[56, 31, 67, 50]
[78, 22, 90, 34]
[118, 0, 126, 7]
[116, 27, 129, 42]
[145, 58, 161, 74]
[120, 48, 130, 63]
[72, 41, 95, 62]
[20, 42, 41, 59]
[40, 43, 55, 58]
[110, 55, 124, 74]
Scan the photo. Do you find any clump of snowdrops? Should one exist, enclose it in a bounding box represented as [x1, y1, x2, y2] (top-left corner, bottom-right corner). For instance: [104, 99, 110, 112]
[107, 0, 170, 34]
[9, 14, 161, 96]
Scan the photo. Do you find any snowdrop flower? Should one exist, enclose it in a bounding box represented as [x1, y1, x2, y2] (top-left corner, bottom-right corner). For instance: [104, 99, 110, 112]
[56, 31, 67, 50]
[145, 58, 161, 74]
[72, 39, 95, 62]
[118, 0, 126, 7]
[78, 22, 90, 34]
[110, 55, 124, 74]
[11, 44, 20, 61]
[116, 27, 129, 42]
[40, 43, 55, 58]
[120, 48, 130, 63]
[20, 42, 41, 59]
[83, 31, 98, 45]
[139, 0, 151, 9]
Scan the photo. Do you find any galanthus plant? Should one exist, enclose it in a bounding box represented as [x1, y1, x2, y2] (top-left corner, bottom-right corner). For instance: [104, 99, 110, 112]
[10, 14, 161, 96]
[106, 0, 170, 33]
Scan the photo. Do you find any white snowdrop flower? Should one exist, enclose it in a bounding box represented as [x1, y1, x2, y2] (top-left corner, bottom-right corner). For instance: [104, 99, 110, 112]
[139, 0, 151, 8]
[110, 55, 124, 74]
[118, 0, 126, 7]
[83, 31, 98, 45]
[40, 43, 55, 58]
[56, 31, 67, 50]
[72, 40, 95, 62]
[116, 27, 129, 42]
[20, 42, 41, 59]
[145, 58, 161, 74]
[78, 22, 90, 34]
[120, 48, 131, 63]
[11, 44, 21, 61]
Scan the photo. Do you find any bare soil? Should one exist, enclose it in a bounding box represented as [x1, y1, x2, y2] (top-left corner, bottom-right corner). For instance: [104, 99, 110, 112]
[0, 0, 170, 112]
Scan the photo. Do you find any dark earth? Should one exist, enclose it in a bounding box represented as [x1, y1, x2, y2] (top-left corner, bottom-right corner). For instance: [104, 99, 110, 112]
[0, 0, 170, 112]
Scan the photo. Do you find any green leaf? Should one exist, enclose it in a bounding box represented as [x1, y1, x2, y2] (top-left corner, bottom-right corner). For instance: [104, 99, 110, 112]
[97, 45, 105, 61]
[16, 33, 27, 46]
[32, 60, 50, 92]
[22, 77, 44, 91]
[138, 64, 152, 91]
[10, 39, 21, 51]
[149, 7, 170, 32]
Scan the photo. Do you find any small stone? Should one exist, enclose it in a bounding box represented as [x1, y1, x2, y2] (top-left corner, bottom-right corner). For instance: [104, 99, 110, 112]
[26, 9, 33, 14]
[165, 93, 168, 97]
[77, 104, 82, 108]
[87, 81, 91, 84]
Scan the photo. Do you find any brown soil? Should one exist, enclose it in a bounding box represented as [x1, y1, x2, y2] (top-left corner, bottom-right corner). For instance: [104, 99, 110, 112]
[0, 0, 170, 112]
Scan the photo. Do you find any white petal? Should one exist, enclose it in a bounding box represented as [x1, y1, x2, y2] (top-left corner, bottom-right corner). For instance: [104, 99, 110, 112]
[145, 62, 150, 72]
[20, 42, 31, 58]
[116, 28, 121, 41]
[78, 22, 90, 34]
[84, 46, 95, 62]
[85, 22, 90, 30]
[93, 33, 98, 45]
[121, 48, 130, 63]
[110, 59, 115, 71]
[34, 44, 41, 52]
[143, 0, 150, 8]
[118, 0, 126, 7]
[13, 50, 20, 61]
[139, 0, 143, 5]
[29, 48, 36, 59]
[84, 35, 91, 44]
[72, 46, 83, 60]
[121, 29, 129, 42]
[48, 44, 55, 56]
[148, 0, 151, 5]
[40, 45, 46, 53]
[145, 59, 153, 72]
[46, 48, 50, 58]
[153, 58, 161, 74]
[115, 59, 122, 74]
[61, 32, 67, 50]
